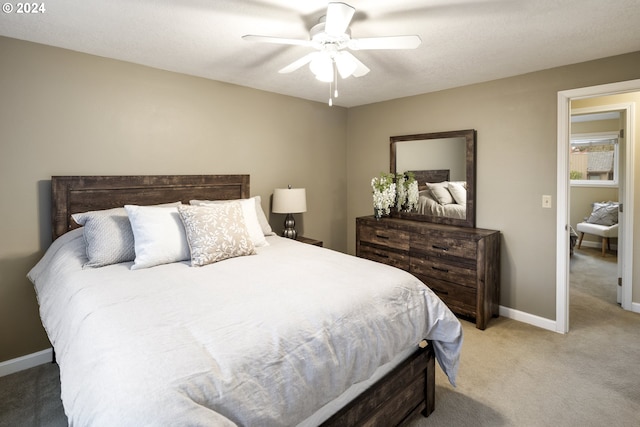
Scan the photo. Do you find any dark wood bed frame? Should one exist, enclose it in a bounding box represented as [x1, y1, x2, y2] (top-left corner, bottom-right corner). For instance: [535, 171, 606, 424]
[50, 174, 436, 427]
[409, 169, 450, 192]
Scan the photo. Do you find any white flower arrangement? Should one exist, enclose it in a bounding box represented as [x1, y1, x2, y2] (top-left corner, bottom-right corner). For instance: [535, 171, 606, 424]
[371, 172, 396, 217]
[396, 174, 407, 210]
[406, 179, 419, 210]
[397, 172, 419, 212]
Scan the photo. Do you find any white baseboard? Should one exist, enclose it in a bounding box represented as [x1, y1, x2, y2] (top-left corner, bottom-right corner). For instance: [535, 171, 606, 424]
[499, 305, 558, 332]
[0, 348, 53, 378]
[500, 302, 640, 332]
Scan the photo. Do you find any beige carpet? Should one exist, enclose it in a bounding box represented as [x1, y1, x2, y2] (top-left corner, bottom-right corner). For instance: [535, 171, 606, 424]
[1, 247, 638, 426]
[409, 246, 640, 427]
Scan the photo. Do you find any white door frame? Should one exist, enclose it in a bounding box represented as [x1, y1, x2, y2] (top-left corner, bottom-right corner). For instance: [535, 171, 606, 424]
[556, 79, 638, 333]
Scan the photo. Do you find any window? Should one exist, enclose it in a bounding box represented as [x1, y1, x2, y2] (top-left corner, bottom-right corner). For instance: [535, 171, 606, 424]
[569, 132, 618, 187]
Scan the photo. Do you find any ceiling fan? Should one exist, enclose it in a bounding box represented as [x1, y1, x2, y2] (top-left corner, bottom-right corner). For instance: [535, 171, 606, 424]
[242, 2, 421, 105]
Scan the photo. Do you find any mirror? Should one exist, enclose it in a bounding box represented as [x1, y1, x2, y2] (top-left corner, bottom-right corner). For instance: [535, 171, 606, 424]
[390, 129, 476, 228]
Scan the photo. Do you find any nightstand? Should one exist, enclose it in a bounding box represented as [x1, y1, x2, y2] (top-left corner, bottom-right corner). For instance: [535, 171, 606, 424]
[296, 236, 323, 247]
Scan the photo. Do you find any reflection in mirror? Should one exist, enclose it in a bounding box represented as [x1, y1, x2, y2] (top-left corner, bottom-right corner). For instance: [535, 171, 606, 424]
[390, 129, 476, 228]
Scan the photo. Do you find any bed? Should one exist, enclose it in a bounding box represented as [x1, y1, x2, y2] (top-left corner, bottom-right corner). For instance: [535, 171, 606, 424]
[28, 175, 463, 426]
[409, 170, 467, 219]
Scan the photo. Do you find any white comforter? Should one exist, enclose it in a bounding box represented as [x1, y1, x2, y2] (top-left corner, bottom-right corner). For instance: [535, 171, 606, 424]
[29, 230, 463, 427]
[417, 190, 466, 219]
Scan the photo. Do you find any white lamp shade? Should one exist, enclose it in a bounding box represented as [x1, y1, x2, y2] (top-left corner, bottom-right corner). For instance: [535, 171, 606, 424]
[309, 53, 334, 83]
[272, 188, 307, 214]
[335, 51, 357, 79]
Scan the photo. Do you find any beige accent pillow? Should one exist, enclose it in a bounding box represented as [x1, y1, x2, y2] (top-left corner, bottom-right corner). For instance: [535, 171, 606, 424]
[178, 203, 256, 267]
[426, 182, 454, 205]
[192, 198, 268, 247]
[190, 196, 274, 237]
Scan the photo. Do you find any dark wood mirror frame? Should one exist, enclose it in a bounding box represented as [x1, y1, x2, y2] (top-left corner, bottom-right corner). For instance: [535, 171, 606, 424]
[390, 129, 477, 228]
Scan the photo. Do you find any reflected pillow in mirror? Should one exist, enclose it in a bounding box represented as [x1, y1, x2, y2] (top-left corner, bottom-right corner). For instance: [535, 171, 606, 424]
[426, 182, 454, 205]
[448, 182, 467, 205]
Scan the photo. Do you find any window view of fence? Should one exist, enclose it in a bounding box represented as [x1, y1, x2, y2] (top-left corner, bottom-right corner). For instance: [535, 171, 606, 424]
[570, 136, 618, 185]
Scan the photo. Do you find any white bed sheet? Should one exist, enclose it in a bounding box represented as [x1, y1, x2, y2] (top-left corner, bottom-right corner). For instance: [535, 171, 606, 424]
[29, 230, 463, 427]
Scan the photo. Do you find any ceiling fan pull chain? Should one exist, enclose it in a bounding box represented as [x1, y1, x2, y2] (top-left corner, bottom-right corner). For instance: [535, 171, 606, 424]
[328, 80, 333, 106]
[334, 62, 339, 98]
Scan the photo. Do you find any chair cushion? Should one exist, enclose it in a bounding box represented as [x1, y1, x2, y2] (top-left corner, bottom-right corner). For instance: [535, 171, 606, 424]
[576, 222, 618, 238]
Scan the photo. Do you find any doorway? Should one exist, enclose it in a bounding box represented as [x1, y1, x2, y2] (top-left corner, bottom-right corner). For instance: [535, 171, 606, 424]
[570, 106, 624, 310]
[556, 80, 639, 333]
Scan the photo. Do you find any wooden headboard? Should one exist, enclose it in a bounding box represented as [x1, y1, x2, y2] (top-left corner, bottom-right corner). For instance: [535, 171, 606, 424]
[410, 169, 450, 191]
[51, 175, 250, 240]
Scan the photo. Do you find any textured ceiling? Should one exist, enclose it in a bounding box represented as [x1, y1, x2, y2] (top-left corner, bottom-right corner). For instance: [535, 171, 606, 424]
[1, 0, 639, 107]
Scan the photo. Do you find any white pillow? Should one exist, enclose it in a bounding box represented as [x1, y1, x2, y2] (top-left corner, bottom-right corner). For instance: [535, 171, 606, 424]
[71, 202, 181, 268]
[124, 205, 191, 270]
[448, 182, 467, 205]
[178, 203, 256, 267]
[426, 182, 454, 205]
[190, 197, 271, 245]
[252, 196, 275, 236]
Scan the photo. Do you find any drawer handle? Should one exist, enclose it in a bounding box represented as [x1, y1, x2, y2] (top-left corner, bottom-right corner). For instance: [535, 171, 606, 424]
[376, 253, 389, 258]
[435, 289, 449, 295]
[432, 245, 449, 251]
[375, 234, 390, 240]
[432, 266, 449, 273]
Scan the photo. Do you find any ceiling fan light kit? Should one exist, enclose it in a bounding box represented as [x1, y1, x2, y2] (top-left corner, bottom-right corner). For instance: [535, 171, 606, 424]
[242, 2, 421, 106]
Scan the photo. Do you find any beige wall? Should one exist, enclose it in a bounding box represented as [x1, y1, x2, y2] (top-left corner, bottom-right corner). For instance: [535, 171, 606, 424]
[347, 52, 640, 321]
[0, 37, 348, 362]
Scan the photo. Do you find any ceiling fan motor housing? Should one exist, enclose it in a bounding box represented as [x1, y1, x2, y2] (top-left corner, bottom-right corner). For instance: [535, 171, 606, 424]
[310, 21, 351, 51]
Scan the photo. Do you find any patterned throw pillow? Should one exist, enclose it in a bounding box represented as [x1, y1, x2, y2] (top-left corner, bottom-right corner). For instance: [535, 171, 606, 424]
[178, 203, 256, 267]
[586, 202, 619, 226]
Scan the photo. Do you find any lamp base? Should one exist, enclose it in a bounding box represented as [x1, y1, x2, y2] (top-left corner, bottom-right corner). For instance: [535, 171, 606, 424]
[282, 213, 297, 239]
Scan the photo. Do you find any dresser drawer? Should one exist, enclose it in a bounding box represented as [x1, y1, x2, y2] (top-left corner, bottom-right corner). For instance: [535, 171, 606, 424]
[359, 245, 409, 270]
[410, 257, 477, 289]
[419, 276, 477, 318]
[411, 233, 476, 260]
[359, 224, 410, 251]
[356, 216, 500, 329]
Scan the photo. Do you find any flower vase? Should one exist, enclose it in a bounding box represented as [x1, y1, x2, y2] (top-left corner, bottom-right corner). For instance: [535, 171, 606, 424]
[374, 208, 383, 220]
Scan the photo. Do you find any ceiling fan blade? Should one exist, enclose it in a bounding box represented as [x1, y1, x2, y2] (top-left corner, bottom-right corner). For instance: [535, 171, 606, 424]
[278, 52, 317, 74]
[242, 34, 315, 48]
[324, 2, 355, 36]
[340, 51, 370, 77]
[348, 35, 422, 50]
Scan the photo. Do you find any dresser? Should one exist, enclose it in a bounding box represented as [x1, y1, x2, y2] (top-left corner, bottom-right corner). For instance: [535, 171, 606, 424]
[356, 216, 500, 329]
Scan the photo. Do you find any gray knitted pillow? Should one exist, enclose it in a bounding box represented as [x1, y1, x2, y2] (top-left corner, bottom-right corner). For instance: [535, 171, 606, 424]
[586, 202, 619, 226]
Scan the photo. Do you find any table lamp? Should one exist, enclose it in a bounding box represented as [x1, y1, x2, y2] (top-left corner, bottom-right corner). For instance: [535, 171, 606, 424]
[272, 186, 307, 239]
